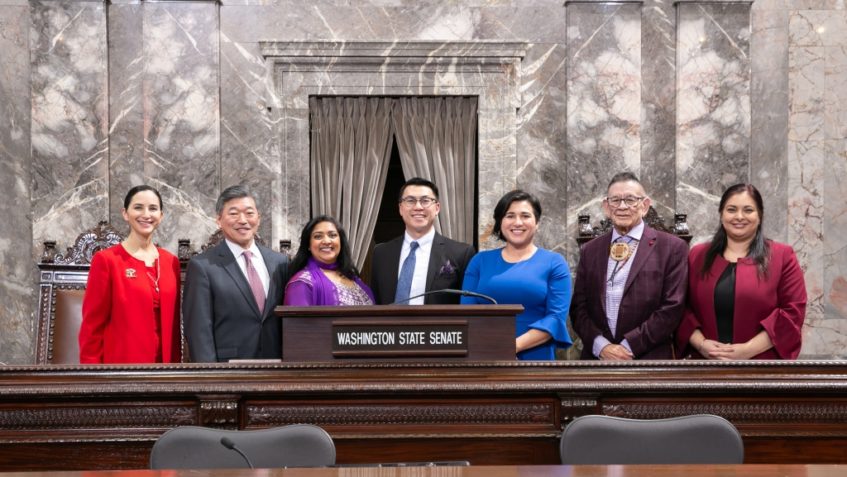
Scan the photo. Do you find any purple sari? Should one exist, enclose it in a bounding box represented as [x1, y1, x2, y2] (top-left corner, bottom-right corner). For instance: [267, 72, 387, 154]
[284, 257, 375, 306]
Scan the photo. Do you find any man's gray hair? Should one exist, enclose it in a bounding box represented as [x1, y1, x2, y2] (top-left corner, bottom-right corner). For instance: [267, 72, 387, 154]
[215, 185, 257, 215]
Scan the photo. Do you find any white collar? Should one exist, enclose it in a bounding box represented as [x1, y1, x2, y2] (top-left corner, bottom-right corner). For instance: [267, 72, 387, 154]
[612, 220, 645, 242]
[224, 238, 261, 259]
[404, 227, 436, 248]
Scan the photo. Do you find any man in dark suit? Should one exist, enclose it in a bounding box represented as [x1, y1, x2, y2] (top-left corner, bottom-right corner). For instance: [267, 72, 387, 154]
[571, 172, 688, 360]
[183, 185, 290, 362]
[370, 177, 475, 305]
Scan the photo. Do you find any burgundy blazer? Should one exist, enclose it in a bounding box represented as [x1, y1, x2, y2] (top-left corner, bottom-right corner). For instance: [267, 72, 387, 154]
[676, 241, 807, 359]
[570, 226, 689, 359]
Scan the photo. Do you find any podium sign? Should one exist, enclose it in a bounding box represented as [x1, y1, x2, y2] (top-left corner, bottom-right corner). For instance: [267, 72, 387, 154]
[279, 304, 522, 361]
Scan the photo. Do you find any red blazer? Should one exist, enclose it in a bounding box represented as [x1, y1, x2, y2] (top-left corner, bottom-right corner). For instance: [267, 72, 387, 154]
[570, 226, 689, 359]
[79, 244, 181, 364]
[676, 241, 807, 359]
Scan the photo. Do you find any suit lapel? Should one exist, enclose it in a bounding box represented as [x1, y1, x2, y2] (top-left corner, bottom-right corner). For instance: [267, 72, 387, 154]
[425, 233, 445, 292]
[218, 243, 261, 318]
[623, 226, 657, 295]
[596, 233, 612, 314]
[384, 237, 403, 301]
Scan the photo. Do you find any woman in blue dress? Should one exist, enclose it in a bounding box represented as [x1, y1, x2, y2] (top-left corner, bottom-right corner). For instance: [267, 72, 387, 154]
[460, 190, 573, 360]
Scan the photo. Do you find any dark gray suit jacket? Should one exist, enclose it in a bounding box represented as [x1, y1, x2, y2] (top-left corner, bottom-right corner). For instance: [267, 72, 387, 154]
[183, 241, 290, 362]
[370, 232, 475, 305]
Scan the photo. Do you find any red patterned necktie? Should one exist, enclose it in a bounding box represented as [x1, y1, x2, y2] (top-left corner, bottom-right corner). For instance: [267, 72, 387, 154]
[243, 250, 266, 312]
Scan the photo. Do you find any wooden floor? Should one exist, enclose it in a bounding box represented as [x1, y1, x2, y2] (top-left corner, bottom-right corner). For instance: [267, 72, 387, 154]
[1, 360, 846, 470]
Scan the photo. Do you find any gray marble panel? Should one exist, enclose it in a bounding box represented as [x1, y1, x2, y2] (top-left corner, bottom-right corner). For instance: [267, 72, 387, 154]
[566, 3, 642, 229]
[787, 41, 825, 348]
[30, 0, 109, 257]
[515, 43, 568, 256]
[0, 4, 33, 364]
[787, 140, 825, 354]
[221, 4, 568, 44]
[676, 3, 752, 244]
[221, 0, 557, 5]
[220, 37, 280, 243]
[751, 7, 789, 243]
[107, 2, 143, 234]
[641, 0, 677, 217]
[819, 138, 847, 358]
[143, 2, 220, 251]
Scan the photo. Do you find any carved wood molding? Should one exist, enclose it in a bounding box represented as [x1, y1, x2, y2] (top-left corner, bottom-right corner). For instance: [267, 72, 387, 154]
[246, 403, 554, 427]
[0, 405, 196, 429]
[199, 397, 239, 429]
[603, 401, 847, 423]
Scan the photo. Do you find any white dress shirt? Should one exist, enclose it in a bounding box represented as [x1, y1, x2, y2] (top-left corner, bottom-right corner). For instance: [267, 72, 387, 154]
[225, 239, 270, 296]
[397, 228, 435, 305]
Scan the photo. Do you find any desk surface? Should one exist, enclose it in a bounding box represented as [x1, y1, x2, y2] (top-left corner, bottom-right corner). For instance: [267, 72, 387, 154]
[0, 466, 836, 477]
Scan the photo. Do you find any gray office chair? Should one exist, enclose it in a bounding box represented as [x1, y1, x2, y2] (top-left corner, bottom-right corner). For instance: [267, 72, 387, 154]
[560, 414, 744, 465]
[150, 424, 336, 469]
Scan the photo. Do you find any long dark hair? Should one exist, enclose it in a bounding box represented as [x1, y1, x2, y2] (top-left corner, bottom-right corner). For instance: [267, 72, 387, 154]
[702, 184, 770, 278]
[290, 215, 360, 278]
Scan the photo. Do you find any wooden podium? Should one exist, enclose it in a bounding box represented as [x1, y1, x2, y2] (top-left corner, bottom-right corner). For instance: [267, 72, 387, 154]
[278, 304, 522, 361]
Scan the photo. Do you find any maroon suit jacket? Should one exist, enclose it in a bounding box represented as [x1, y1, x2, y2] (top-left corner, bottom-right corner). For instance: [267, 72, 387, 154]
[570, 225, 689, 359]
[676, 241, 807, 359]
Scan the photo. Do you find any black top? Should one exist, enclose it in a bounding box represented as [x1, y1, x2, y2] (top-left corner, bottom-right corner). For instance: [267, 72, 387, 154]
[713, 262, 737, 343]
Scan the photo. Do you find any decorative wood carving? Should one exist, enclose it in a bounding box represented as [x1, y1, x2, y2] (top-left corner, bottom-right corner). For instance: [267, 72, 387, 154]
[1, 362, 847, 469]
[245, 402, 554, 427]
[602, 401, 847, 422]
[41, 221, 123, 265]
[177, 230, 280, 266]
[577, 207, 692, 245]
[0, 405, 197, 429]
[199, 398, 240, 429]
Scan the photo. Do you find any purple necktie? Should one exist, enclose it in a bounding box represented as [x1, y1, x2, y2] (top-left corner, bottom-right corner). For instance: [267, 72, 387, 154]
[243, 250, 266, 312]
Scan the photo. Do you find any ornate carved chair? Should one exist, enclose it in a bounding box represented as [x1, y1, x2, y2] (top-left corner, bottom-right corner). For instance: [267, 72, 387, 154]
[577, 207, 691, 246]
[36, 221, 123, 364]
[178, 230, 292, 266]
[37, 221, 292, 365]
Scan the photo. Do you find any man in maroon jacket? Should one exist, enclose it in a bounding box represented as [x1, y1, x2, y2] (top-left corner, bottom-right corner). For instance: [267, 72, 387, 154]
[571, 172, 689, 360]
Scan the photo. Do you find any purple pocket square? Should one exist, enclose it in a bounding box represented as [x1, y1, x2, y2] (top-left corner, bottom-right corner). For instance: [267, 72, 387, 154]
[438, 260, 456, 276]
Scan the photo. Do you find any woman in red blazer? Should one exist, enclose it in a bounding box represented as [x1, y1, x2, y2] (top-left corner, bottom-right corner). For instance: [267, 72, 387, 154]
[676, 184, 806, 359]
[79, 185, 181, 364]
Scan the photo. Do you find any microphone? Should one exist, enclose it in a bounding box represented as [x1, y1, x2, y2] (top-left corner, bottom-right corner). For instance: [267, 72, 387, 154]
[220, 436, 254, 469]
[392, 288, 498, 305]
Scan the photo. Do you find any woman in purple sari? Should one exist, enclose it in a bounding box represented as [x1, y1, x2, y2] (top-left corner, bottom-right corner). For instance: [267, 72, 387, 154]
[284, 215, 375, 306]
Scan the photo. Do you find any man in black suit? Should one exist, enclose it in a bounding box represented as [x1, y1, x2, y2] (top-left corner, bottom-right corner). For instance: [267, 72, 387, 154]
[370, 177, 475, 304]
[183, 185, 290, 362]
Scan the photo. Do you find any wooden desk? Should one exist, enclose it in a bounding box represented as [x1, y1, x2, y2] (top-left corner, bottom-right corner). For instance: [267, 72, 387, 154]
[0, 465, 838, 477]
[1, 361, 847, 470]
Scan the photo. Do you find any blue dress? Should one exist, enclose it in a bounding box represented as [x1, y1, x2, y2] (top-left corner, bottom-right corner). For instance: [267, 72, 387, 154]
[460, 248, 573, 360]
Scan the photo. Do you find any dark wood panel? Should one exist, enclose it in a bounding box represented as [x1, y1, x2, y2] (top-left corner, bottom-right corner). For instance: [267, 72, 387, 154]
[1, 361, 847, 470]
[0, 465, 840, 477]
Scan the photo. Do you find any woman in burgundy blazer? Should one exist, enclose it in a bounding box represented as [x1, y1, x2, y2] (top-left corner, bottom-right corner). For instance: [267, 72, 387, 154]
[676, 184, 807, 359]
[78, 186, 181, 364]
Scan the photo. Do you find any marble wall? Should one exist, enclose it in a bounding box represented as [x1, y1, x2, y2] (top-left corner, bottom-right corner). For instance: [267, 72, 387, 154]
[1, 0, 845, 362]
